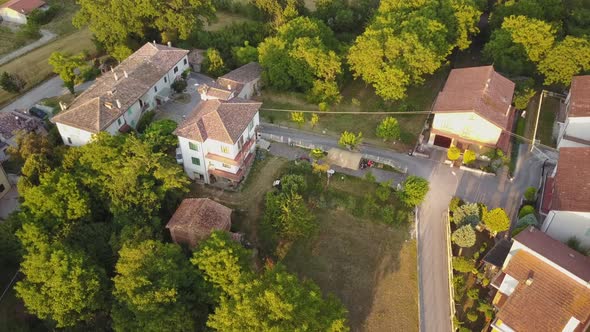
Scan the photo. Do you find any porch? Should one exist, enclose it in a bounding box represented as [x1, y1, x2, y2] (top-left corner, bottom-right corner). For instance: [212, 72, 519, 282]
[207, 152, 255, 190]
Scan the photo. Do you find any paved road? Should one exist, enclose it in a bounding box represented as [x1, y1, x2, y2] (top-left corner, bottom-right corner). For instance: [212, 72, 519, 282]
[0, 77, 94, 113]
[0, 29, 57, 66]
[259, 123, 545, 332]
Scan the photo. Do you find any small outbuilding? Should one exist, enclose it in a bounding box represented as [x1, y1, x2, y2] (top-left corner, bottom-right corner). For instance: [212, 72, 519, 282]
[187, 49, 205, 72]
[166, 198, 232, 248]
[326, 148, 362, 170]
[0, 0, 47, 24]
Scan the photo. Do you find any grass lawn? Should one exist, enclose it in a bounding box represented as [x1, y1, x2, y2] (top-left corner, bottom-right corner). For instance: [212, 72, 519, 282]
[0, 26, 40, 57]
[43, 0, 81, 36]
[0, 267, 43, 332]
[284, 210, 418, 331]
[536, 95, 560, 147]
[258, 67, 448, 153]
[0, 28, 96, 108]
[205, 11, 254, 32]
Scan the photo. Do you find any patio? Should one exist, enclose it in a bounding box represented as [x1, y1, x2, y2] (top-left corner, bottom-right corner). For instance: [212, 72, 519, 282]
[153, 73, 215, 124]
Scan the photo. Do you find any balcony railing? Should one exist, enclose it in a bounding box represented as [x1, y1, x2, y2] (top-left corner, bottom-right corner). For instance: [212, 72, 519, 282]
[205, 137, 255, 166]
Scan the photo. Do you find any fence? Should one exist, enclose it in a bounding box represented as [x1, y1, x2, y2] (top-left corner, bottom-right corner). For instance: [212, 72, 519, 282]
[445, 209, 456, 331]
[259, 132, 408, 174]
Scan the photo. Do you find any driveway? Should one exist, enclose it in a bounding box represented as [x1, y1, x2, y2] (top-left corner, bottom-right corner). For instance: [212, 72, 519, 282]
[258, 123, 545, 332]
[0, 77, 94, 113]
[154, 76, 204, 123]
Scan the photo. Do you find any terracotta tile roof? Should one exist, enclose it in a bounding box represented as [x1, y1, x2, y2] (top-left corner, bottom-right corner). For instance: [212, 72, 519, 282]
[0, 111, 42, 139]
[496, 250, 590, 332]
[1, 0, 45, 14]
[198, 84, 234, 100]
[174, 99, 261, 144]
[551, 147, 590, 212]
[165, 198, 231, 235]
[433, 66, 516, 130]
[541, 176, 555, 214]
[52, 43, 188, 133]
[188, 49, 205, 65]
[569, 75, 590, 117]
[218, 62, 262, 85]
[514, 226, 590, 282]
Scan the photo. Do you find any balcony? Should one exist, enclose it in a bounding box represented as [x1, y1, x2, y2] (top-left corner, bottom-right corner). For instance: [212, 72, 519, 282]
[208, 152, 255, 183]
[205, 137, 255, 167]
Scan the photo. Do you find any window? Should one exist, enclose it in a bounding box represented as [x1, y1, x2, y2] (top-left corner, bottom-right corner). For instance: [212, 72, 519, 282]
[189, 142, 199, 151]
[164, 76, 167, 83]
[222, 163, 230, 168]
[67, 137, 72, 144]
[174, 66, 178, 74]
[0, 184, 4, 193]
[117, 118, 122, 126]
[154, 86, 158, 93]
[221, 146, 229, 153]
[248, 120, 254, 132]
[184, 58, 187, 65]
[127, 108, 132, 115]
[191, 157, 200, 166]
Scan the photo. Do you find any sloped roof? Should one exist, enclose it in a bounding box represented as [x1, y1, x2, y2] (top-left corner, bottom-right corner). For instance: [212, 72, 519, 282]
[483, 238, 512, 268]
[496, 250, 590, 332]
[174, 99, 261, 144]
[52, 42, 188, 133]
[514, 226, 590, 282]
[551, 147, 590, 212]
[569, 75, 590, 117]
[1, 0, 45, 14]
[0, 111, 42, 139]
[166, 198, 231, 236]
[218, 62, 262, 85]
[433, 66, 516, 130]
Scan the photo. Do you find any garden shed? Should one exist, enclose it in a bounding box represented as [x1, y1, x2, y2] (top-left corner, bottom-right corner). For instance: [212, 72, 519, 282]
[326, 148, 362, 170]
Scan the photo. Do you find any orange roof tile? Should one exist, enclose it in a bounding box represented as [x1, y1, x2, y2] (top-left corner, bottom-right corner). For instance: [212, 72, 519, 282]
[569, 75, 590, 118]
[551, 147, 590, 212]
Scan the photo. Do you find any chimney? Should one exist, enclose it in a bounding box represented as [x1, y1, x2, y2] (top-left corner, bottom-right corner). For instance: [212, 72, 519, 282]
[124, 70, 128, 78]
[59, 101, 67, 111]
[227, 84, 231, 90]
[116, 99, 121, 108]
[104, 102, 113, 109]
[525, 277, 534, 286]
[114, 72, 118, 81]
[167, 41, 172, 47]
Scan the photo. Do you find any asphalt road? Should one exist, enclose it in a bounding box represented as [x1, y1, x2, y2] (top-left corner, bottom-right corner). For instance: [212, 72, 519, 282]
[0, 29, 57, 66]
[259, 123, 545, 332]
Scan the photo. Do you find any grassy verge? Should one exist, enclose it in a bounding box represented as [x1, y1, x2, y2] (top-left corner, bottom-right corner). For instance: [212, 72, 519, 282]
[205, 10, 254, 32]
[537, 96, 560, 147]
[0, 28, 96, 107]
[258, 68, 447, 153]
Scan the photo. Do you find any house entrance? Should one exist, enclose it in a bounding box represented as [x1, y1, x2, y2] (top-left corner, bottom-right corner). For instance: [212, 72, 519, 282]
[433, 135, 452, 148]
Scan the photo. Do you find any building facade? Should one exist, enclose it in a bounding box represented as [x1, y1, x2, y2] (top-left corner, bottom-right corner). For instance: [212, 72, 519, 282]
[0, 0, 47, 24]
[557, 75, 590, 149]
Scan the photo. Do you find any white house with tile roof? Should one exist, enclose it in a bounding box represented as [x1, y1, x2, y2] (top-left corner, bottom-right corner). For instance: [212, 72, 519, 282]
[198, 62, 262, 102]
[52, 42, 190, 146]
[557, 75, 590, 149]
[173, 98, 261, 186]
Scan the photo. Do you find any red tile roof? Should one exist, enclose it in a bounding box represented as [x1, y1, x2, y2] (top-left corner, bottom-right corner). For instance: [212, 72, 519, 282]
[433, 66, 516, 130]
[569, 75, 590, 118]
[496, 250, 590, 332]
[1, 0, 45, 14]
[551, 147, 590, 212]
[166, 198, 232, 246]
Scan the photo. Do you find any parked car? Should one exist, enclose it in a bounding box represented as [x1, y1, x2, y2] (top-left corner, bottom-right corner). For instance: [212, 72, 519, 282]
[28, 107, 48, 120]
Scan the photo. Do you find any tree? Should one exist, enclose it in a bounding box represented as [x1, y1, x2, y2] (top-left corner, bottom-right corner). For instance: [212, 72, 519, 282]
[142, 119, 178, 152]
[463, 150, 476, 164]
[348, 0, 481, 100]
[501, 16, 555, 63]
[538, 36, 590, 85]
[483, 28, 536, 76]
[453, 203, 480, 225]
[232, 41, 259, 66]
[338, 131, 362, 150]
[452, 225, 476, 254]
[263, 191, 316, 241]
[171, 79, 188, 93]
[112, 240, 202, 331]
[15, 224, 106, 328]
[291, 112, 305, 127]
[203, 48, 227, 77]
[280, 174, 307, 195]
[73, 0, 215, 50]
[253, 0, 301, 29]
[376, 117, 400, 141]
[514, 86, 536, 110]
[396, 176, 429, 207]
[310, 113, 319, 128]
[447, 146, 461, 161]
[258, 16, 342, 104]
[452, 256, 476, 273]
[111, 44, 133, 62]
[482, 207, 511, 234]
[0, 71, 25, 93]
[207, 265, 349, 332]
[48, 52, 86, 94]
[375, 181, 392, 202]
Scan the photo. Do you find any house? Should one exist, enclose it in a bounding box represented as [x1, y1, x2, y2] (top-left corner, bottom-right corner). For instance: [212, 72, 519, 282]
[0, 110, 45, 160]
[165, 198, 232, 248]
[198, 62, 262, 101]
[174, 98, 261, 186]
[557, 75, 590, 149]
[428, 66, 516, 153]
[187, 49, 205, 72]
[52, 42, 190, 146]
[490, 227, 590, 332]
[540, 147, 590, 247]
[0, 163, 11, 200]
[0, 0, 47, 24]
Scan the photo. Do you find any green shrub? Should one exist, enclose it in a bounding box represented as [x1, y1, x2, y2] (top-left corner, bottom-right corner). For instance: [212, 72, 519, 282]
[466, 311, 479, 322]
[453, 257, 476, 273]
[447, 146, 461, 161]
[453, 203, 480, 225]
[396, 176, 429, 207]
[449, 197, 464, 214]
[375, 181, 392, 202]
[364, 171, 376, 183]
[467, 288, 479, 300]
[171, 79, 188, 93]
[452, 225, 476, 248]
[381, 206, 396, 225]
[524, 186, 537, 201]
[463, 150, 476, 164]
[458, 328, 471, 332]
[136, 110, 156, 133]
[453, 274, 465, 290]
[481, 277, 490, 287]
[518, 205, 535, 218]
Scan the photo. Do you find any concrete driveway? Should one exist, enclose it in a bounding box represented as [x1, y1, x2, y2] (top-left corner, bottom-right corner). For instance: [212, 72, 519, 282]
[154, 77, 203, 123]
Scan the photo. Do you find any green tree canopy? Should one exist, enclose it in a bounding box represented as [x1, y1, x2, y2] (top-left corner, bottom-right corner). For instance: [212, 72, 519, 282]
[447, 147, 461, 161]
[452, 203, 480, 225]
[452, 224, 476, 248]
[396, 176, 429, 207]
[452, 256, 476, 273]
[376, 117, 401, 141]
[0, 71, 25, 93]
[258, 16, 342, 103]
[263, 191, 316, 241]
[463, 150, 476, 164]
[203, 48, 227, 77]
[232, 41, 259, 66]
[538, 36, 590, 85]
[112, 240, 203, 331]
[338, 131, 362, 149]
[73, 0, 215, 50]
[482, 207, 511, 234]
[348, 0, 481, 100]
[48, 52, 87, 94]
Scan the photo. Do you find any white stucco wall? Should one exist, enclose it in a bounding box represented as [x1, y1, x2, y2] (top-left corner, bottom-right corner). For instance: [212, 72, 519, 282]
[57, 123, 94, 146]
[542, 211, 590, 247]
[178, 136, 207, 181]
[432, 112, 502, 145]
[0, 164, 11, 200]
[237, 78, 260, 100]
[0, 8, 27, 24]
[557, 117, 590, 149]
